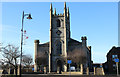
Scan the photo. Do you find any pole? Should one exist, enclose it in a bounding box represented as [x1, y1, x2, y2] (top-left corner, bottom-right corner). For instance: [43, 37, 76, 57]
[20, 11, 24, 77]
[69, 63, 71, 77]
[116, 62, 119, 76]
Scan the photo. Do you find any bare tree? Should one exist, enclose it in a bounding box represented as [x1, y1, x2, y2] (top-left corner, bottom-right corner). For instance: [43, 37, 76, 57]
[0, 44, 20, 77]
[0, 43, 2, 51]
[67, 50, 74, 60]
[22, 54, 33, 72]
[35, 52, 47, 71]
[67, 48, 87, 71]
[0, 61, 9, 70]
[73, 48, 87, 64]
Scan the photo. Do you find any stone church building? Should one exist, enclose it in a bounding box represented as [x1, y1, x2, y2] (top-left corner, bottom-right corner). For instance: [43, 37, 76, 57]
[34, 2, 92, 73]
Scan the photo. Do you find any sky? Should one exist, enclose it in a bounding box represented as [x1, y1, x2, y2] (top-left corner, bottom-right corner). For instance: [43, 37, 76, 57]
[0, 2, 118, 63]
[118, 1, 120, 47]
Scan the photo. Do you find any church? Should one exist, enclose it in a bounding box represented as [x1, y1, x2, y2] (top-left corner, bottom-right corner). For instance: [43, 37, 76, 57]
[34, 2, 92, 73]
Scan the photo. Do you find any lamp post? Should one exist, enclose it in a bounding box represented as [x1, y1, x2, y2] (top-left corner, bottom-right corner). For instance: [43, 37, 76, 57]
[20, 11, 32, 77]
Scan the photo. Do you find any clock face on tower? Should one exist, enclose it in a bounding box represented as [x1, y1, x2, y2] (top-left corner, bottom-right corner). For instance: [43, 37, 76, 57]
[56, 30, 62, 35]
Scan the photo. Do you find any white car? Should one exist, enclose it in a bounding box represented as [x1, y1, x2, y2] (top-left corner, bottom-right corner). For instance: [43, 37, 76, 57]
[70, 66, 76, 71]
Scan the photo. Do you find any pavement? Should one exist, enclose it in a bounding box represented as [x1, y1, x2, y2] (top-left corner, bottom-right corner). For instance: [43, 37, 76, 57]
[0, 74, 120, 77]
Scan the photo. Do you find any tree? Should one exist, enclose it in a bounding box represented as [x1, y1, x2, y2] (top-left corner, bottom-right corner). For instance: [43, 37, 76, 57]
[35, 52, 47, 71]
[67, 50, 74, 60]
[0, 44, 20, 77]
[67, 48, 87, 71]
[22, 54, 33, 72]
[72, 48, 87, 64]
[0, 61, 9, 70]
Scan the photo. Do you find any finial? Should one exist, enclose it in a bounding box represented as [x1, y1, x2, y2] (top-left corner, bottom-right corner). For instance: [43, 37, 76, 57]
[50, 3, 52, 9]
[54, 8, 56, 15]
[67, 7, 69, 14]
[81, 36, 87, 40]
[67, 7, 69, 19]
[64, 2, 66, 9]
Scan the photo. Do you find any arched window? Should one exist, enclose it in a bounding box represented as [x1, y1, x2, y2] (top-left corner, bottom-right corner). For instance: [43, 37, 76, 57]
[57, 19, 60, 27]
[57, 41, 62, 54]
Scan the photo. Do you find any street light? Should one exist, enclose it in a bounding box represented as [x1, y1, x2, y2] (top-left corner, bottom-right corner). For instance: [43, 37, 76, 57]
[20, 11, 32, 77]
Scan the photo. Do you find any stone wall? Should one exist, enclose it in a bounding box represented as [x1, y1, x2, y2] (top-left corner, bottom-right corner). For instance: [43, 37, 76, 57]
[94, 67, 105, 75]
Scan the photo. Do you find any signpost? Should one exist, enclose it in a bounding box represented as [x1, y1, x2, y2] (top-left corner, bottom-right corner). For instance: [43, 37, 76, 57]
[67, 60, 72, 64]
[114, 58, 119, 76]
[67, 60, 72, 77]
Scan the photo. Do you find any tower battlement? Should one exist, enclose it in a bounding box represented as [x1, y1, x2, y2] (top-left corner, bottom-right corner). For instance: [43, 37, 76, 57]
[53, 13, 64, 16]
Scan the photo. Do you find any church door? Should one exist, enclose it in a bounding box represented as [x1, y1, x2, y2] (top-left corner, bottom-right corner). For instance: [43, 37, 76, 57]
[57, 60, 62, 74]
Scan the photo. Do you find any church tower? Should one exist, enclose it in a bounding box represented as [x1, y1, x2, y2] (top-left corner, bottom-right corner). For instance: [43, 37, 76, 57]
[49, 2, 70, 72]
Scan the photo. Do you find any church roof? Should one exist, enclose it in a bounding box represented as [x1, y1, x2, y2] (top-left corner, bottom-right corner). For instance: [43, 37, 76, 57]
[39, 38, 82, 47]
[39, 42, 49, 47]
[107, 46, 120, 56]
[68, 38, 82, 46]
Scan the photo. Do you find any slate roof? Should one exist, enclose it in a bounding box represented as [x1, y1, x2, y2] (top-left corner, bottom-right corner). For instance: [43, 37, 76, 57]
[68, 38, 82, 46]
[39, 38, 82, 47]
[107, 46, 120, 56]
[39, 42, 49, 47]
